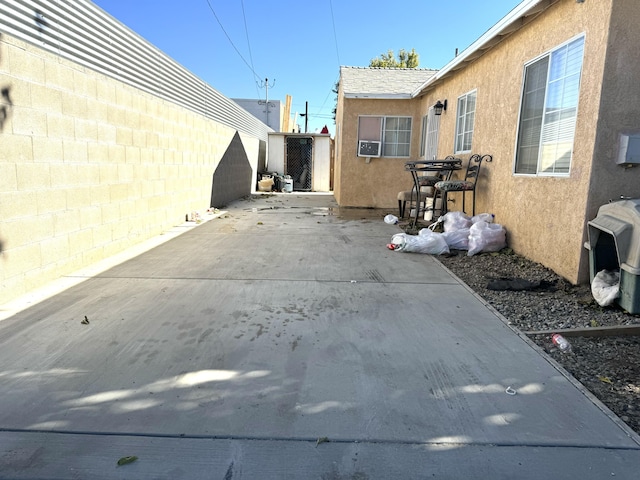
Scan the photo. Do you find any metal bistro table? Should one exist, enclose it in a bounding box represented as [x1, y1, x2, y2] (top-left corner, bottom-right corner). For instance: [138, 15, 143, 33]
[405, 157, 462, 228]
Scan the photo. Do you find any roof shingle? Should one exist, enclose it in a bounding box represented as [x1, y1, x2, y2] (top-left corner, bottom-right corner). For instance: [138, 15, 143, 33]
[340, 66, 437, 99]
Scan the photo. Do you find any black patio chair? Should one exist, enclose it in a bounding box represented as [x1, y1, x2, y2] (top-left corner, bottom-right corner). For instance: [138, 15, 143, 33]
[434, 154, 492, 216]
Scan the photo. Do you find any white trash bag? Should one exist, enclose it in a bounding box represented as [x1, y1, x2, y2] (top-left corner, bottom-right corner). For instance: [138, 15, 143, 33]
[391, 231, 450, 255]
[591, 269, 620, 307]
[443, 211, 472, 232]
[442, 228, 470, 250]
[384, 214, 399, 225]
[467, 220, 507, 256]
[471, 213, 495, 224]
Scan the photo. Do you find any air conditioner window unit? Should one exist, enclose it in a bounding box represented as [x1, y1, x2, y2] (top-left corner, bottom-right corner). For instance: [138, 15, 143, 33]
[358, 140, 381, 158]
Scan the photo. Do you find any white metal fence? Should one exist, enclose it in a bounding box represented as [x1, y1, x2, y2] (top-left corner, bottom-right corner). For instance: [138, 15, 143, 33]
[0, 0, 272, 139]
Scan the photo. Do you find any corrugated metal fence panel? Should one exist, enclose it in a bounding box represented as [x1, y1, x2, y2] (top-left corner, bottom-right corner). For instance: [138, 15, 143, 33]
[0, 0, 272, 140]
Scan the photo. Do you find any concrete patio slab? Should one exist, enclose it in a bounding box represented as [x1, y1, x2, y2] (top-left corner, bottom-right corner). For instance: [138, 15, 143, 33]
[0, 193, 638, 479]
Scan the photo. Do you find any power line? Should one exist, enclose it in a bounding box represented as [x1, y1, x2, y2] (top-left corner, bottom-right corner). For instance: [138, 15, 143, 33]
[204, 0, 261, 81]
[240, 0, 260, 96]
[328, 0, 341, 66]
[317, 74, 339, 110]
[327, 1, 341, 127]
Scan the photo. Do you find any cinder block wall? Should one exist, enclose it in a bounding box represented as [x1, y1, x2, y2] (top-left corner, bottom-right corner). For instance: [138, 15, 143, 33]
[0, 35, 260, 304]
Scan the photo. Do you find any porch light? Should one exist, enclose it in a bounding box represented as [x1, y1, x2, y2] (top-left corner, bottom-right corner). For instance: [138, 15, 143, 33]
[434, 100, 447, 115]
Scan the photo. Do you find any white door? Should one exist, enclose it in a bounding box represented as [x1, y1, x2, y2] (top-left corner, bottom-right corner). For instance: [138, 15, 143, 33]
[421, 107, 440, 160]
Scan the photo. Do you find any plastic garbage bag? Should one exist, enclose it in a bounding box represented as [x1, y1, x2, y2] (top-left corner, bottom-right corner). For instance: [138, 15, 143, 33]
[384, 214, 399, 225]
[442, 228, 470, 250]
[443, 211, 472, 232]
[391, 231, 449, 255]
[467, 220, 507, 256]
[591, 269, 620, 307]
[471, 213, 495, 224]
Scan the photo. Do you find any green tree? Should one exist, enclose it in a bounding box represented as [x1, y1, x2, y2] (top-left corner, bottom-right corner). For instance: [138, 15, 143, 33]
[332, 80, 339, 124]
[369, 48, 419, 68]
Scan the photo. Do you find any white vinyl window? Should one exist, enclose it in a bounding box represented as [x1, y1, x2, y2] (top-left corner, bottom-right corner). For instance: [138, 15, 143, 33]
[515, 36, 585, 175]
[357, 116, 412, 158]
[382, 117, 412, 157]
[455, 90, 476, 153]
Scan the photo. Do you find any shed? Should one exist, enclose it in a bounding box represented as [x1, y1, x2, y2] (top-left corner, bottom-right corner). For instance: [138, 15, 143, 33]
[267, 133, 333, 192]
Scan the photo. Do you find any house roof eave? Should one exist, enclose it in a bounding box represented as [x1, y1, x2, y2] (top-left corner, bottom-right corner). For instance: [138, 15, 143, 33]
[411, 0, 560, 97]
[344, 93, 414, 100]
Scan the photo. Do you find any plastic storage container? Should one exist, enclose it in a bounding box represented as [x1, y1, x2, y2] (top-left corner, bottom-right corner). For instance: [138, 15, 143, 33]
[283, 176, 293, 193]
[585, 199, 640, 314]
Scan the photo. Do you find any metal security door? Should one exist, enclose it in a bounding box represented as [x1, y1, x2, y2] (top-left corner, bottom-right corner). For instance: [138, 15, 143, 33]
[285, 136, 313, 191]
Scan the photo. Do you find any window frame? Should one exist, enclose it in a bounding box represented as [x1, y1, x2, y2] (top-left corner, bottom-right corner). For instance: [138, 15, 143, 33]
[454, 89, 477, 154]
[357, 115, 412, 158]
[514, 35, 585, 176]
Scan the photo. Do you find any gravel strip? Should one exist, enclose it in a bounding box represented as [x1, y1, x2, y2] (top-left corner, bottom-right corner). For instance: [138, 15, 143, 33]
[436, 249, 640, 435]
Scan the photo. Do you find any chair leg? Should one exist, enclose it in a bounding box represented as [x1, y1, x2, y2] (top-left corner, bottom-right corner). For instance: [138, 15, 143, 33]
[472, 190, 476, 216]
[432, 191, 442, 218]
[398, 200, 404, 218]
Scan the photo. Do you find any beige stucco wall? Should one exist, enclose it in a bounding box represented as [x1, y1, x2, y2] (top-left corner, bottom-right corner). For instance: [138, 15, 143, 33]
[419, 0, 616, 284]
[335, 97, 423, 208]
[335, 0, 637, 284]
[587, 0, 640, 218]
[0, 35, 261, 304]
[333, 88, 345, 205]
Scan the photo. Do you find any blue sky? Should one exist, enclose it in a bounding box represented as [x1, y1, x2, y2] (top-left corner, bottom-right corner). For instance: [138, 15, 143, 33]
[92, 0, 524, 135]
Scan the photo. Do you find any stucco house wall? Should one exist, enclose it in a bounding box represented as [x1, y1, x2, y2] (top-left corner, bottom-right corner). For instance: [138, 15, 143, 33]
[0, 34, 264, 304]
[333, 88, 345, 205]
[418, 0, 614, 284]
[334, 0, 640, 284]
[336, 97, 424, 208]
[588, 0, 640, 213]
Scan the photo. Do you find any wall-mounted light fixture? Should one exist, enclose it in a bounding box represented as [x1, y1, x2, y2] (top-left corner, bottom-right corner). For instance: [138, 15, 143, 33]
[434, 99, 447, 115]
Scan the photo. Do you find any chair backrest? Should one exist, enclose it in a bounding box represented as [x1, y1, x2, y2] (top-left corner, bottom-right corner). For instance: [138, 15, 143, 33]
[464, 154, 492, 183]
[442, 155, 462, 181]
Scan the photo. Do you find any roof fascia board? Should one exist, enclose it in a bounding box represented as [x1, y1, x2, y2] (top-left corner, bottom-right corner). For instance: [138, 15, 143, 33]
[344, 93, 414, 100]
[411, 0, 550, 97]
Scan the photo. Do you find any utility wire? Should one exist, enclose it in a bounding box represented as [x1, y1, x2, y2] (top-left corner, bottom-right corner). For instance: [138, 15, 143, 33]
[287, 2, 341, 130]
[328, 0, 341, 66]
[204, 0, 261, 81]
[240, 0, 261, 96]
[305, 73, 341, 128]
[326, 1, 341, 128]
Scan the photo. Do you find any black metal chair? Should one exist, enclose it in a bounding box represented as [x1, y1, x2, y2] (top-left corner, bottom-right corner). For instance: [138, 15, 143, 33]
[398, 156, 460, 220]
[434, 154, 492, 216]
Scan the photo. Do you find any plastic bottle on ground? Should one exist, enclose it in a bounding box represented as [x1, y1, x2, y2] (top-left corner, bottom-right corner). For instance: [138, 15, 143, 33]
[552, 334, 572, 353]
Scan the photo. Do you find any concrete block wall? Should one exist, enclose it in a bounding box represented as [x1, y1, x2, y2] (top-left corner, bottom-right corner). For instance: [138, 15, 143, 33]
[0, 35, 260, 304]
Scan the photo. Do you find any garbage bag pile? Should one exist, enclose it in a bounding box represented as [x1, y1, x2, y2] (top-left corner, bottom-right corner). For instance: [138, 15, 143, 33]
[387, 211, 507, 256]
